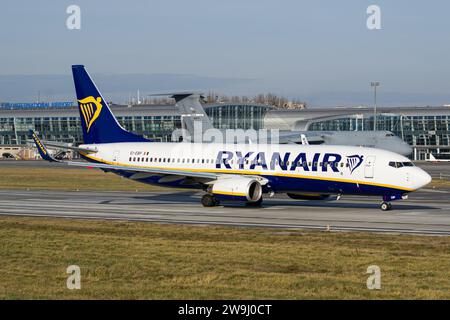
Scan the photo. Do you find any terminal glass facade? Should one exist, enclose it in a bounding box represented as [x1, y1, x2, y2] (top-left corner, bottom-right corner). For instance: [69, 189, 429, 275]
[205, 104, 270, 130]
[0, 115, 181, 145]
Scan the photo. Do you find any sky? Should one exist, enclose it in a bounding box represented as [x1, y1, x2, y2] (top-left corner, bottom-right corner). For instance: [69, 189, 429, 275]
[1, 0, 450, 106]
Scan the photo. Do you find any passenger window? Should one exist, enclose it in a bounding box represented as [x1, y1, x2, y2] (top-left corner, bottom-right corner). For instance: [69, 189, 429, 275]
[129, 157, 132, 161]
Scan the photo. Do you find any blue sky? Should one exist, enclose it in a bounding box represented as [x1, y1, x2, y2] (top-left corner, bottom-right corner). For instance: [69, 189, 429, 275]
[1, 0, 450, 106]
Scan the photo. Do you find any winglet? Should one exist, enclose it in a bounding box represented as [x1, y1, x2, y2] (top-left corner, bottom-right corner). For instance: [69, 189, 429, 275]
[28, 130, 58, 162]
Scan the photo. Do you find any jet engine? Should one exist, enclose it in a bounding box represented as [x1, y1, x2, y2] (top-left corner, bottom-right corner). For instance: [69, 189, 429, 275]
[211, 177, 263, 203]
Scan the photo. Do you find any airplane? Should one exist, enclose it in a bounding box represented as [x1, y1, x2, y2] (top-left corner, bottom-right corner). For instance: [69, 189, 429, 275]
[166, 93, 413, 155]
[30, 65, 431, 211]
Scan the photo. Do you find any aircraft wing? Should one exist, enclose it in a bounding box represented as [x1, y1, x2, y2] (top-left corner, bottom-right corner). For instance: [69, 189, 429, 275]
[66, 160, 219, 180]
[67, 161, 268, 185]
[264, 131, 325, 144]
[30, 130, 268, 184]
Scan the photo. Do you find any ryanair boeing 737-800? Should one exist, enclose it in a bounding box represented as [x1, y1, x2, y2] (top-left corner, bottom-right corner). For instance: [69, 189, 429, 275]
[30, 65, 431, 211]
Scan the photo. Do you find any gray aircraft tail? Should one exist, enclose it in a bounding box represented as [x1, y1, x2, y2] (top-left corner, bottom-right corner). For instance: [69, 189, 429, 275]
[150, 92, 214, 141]
[172, 93, 214, 134]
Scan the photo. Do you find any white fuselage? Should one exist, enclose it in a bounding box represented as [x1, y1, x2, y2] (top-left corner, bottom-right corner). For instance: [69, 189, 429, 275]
[79, 142, 431, 196]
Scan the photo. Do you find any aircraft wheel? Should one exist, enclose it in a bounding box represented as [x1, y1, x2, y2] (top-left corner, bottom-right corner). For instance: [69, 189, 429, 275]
[380, 202, 391, 211]
[201, 194, 217, 207]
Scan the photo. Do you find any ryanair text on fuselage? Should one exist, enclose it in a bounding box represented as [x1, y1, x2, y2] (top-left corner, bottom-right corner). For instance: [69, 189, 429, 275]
[215, 151, 364, 174]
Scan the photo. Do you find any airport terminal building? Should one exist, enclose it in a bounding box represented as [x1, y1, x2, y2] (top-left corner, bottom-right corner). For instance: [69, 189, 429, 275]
[1, 102, 449, 160]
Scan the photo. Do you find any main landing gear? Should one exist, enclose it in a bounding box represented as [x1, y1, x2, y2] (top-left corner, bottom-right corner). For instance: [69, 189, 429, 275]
[246, 197, 263, 207]
[201, 194, 220, 207]
[380, 202, 393, 211]
[201, 194, 264, 207]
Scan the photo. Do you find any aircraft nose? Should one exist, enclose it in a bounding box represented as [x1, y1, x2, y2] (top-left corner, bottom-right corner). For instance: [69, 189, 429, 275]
[415, 168, 432, 190]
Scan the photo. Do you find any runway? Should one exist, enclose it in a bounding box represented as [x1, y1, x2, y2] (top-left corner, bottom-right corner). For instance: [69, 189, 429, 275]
[0, 189, 449, 235]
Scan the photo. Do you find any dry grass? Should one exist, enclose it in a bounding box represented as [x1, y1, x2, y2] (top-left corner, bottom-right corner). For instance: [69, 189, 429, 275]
[429, 179, 450, 189]
[0, 216, 449, 299]
[0, 166, 172, 192]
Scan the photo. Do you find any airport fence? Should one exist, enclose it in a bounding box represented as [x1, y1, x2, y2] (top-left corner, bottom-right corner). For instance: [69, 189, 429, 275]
[438, 173, 450, 181]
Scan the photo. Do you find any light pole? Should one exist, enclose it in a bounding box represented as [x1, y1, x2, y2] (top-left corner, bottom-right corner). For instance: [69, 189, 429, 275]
[370, 81, 380, 131]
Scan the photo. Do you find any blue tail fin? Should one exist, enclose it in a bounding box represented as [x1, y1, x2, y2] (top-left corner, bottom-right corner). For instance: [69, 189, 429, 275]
[72, 65, 150, 144]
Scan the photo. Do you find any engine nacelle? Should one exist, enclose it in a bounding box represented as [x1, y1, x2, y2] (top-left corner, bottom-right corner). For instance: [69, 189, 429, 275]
[212, 177, 262, 202]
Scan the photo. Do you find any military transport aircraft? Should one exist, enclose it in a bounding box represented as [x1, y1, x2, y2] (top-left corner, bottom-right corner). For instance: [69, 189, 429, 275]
[167, 93, 412, 156]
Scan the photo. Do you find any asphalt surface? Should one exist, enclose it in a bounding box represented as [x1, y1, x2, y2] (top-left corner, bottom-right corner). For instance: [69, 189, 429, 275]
[0, 188, 449, 235]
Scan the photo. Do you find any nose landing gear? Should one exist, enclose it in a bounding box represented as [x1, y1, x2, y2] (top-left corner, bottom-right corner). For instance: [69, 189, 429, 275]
[380, 202, 393, 211]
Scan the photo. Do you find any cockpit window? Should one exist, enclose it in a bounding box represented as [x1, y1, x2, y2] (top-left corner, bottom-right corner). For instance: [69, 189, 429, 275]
[389, 161, 414, 168]
[389, 161, 402, 168]
[402, 162, 414, 167]
[385, 133, 395, 137]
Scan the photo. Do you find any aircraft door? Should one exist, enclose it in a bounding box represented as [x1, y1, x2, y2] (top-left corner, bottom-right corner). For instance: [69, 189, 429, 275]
[364, 155, 376, 178]
[112, 150, 120, 164]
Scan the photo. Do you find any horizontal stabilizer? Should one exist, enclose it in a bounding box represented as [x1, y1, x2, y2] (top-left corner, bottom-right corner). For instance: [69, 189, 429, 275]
[148, 91, 204, 103]
[28, 130, 58, 162]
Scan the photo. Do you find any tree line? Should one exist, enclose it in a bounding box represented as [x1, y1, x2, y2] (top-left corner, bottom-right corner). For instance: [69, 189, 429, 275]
[138, 92, 307, 109]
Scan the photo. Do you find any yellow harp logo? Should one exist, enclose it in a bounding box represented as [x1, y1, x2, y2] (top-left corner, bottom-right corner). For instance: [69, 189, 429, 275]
[78, 96, 103, 132]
